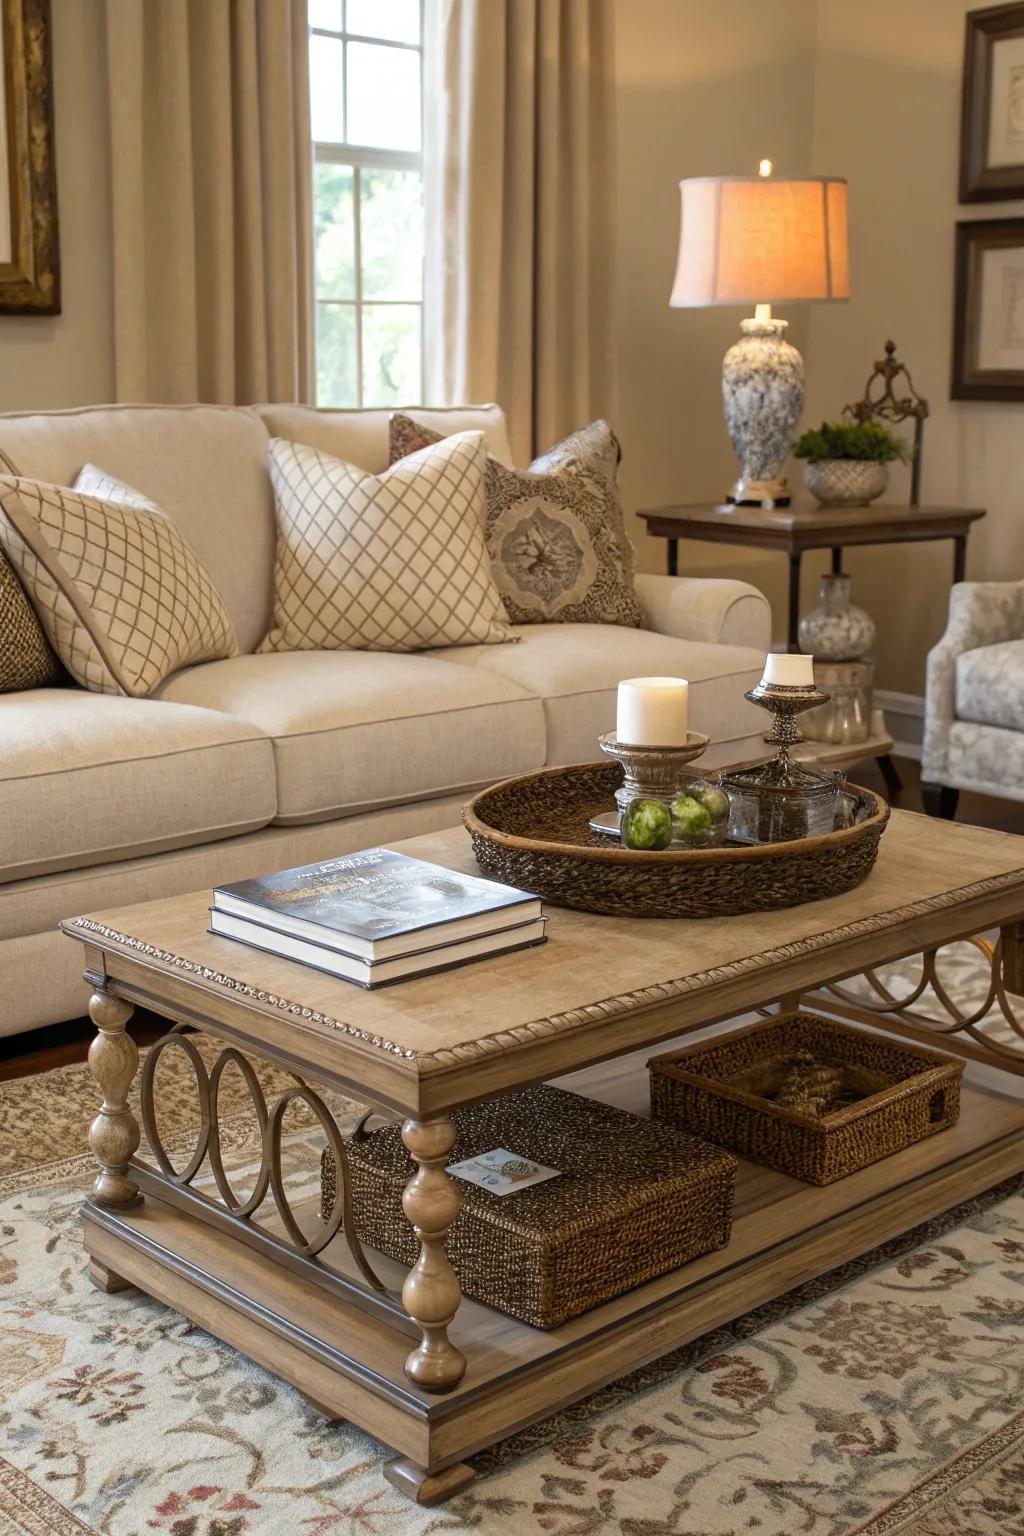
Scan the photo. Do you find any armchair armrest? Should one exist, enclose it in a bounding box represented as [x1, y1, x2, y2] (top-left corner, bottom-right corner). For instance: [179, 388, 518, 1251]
[923, 581, 1024, 782]
[634, 573, 771, 650]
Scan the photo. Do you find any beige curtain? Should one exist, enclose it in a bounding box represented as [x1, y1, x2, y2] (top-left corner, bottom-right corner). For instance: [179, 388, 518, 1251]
[104, 0, 314, 404]
[424, 0, 614, 464]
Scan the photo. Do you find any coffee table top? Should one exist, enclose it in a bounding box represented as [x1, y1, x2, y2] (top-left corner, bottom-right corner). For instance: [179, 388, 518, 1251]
[63, 812, 1024, 1116]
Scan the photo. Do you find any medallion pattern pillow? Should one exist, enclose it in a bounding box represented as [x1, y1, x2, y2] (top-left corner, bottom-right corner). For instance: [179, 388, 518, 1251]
[0, 474, 238, 697]
[258, 431, 513, 654]
[0, 551, 62, 691]
[388, 415, 642, 628]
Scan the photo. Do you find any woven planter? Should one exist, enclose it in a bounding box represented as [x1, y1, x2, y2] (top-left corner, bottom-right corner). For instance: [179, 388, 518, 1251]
[320, 1084, 736, 1328]
[803, 459, 889, 506]
[649, 1013, 962, 1186]
[463, 761, 889, 918]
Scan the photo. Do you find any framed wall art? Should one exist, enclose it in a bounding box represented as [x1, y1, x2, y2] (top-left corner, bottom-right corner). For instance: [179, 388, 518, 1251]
[961, 2, 1024, 201]
[952, 218, 1024, 400]
[0, 0, 59, 314]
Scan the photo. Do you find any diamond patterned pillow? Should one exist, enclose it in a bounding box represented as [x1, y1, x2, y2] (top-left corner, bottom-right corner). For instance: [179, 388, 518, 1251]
[388, 415, 642, 628]
[0, 474, 238, 697]
[258, 431, 513, 654]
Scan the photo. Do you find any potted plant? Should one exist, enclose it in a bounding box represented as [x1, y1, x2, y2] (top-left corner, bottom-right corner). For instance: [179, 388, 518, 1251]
[792, 420, 909, 506]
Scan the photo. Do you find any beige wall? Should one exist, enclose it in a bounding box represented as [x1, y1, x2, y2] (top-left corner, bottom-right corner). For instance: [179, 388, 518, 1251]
[807, 0, 1024, 696]
[612, 0, 818, 630]
[0, 0, 113, 411]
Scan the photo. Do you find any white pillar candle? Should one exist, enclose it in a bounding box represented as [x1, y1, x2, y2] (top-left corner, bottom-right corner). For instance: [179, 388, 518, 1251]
[761, 652, 815, 686]
[616, 676, 689, 746]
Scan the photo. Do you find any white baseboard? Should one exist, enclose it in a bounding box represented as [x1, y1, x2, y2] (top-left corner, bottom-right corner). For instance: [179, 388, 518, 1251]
[876, 689, 924, 762]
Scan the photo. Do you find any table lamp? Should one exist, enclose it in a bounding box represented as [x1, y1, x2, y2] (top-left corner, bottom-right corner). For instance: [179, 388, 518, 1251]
[670, 163, 849, 508]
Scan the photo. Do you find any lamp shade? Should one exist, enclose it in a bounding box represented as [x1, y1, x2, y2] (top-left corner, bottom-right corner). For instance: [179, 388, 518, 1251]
[670, 176, 849, 307]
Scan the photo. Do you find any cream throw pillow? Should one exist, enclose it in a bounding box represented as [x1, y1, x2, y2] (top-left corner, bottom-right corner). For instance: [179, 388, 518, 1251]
[0, 472, 237, 697]
[258, 431, 513, 653]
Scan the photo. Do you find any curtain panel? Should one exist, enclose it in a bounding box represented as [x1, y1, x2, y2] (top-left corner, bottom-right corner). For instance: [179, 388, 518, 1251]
[104, 0, 314, 405]
[424, 0, 614, 465]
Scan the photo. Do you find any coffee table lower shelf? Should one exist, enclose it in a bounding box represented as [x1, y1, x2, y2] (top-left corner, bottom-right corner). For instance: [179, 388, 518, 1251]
[82, 1077, 1024, 1503]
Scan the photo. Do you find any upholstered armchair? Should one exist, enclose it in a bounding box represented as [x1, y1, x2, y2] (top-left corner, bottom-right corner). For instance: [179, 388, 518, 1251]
[922, 580, 1024, 817]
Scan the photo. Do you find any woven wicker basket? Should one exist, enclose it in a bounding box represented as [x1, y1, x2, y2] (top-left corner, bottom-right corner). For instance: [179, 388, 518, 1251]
[320, 1084, 736, 1328]
[463, 761, 888, 918]
[649, 1013, 963, 1186]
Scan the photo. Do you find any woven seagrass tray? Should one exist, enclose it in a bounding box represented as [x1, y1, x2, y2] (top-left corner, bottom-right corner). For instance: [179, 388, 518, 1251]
[320, 1084, 736, 1328]
[463, 760, 889, 918]
[649, 1012, 963, 1186]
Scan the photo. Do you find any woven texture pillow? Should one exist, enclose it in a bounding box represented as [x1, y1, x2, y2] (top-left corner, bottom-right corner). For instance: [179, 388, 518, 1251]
[0, 473, 238, 697]
[389, 414, 641, 628]
[0, 552, 62, 691]
[258, 431, 513, 653]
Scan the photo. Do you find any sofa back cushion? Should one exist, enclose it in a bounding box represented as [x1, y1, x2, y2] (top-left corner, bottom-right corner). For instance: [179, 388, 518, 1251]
[0, 404, 275, 654]
[253, 402, 514, 472]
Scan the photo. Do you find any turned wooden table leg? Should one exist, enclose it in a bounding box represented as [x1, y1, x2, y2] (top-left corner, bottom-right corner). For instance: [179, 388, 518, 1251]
[87, 989, 142, 1209]
[400, 1116, 466, 1391]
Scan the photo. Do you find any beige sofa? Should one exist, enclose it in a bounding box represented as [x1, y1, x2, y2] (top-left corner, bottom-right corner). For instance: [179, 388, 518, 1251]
[0, 402, 772, 1037]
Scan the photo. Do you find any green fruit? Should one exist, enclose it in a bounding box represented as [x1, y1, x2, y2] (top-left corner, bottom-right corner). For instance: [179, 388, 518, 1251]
[621, 798, 673, 850]
[687, 782, 730, 824]
[670, 794, 713, 842]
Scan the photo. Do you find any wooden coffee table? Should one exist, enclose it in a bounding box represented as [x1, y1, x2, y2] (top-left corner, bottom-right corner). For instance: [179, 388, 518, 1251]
[63, 812, 1024, 1505]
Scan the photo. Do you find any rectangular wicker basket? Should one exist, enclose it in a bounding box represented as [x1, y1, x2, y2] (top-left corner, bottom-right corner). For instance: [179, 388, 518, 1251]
[320, 1084, 736, 1328]
[649, 1012, 963, 1186]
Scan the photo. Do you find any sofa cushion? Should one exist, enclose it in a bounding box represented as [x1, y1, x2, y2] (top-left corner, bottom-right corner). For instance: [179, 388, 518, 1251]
[258, 433, 513, 655]
[435, 624, 765, 765]
[0, 404, 274, 653]
[156, 650, 546, 823]
[955, 640, 1024, 734]
[0, 690, 276, 882]
[0, 474, 238, 696]
[254, 402, 514, 472]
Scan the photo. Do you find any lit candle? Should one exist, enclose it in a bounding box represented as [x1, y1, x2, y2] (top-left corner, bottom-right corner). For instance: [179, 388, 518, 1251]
[761, 652, 815, 687]
[616, 676, 689, 746]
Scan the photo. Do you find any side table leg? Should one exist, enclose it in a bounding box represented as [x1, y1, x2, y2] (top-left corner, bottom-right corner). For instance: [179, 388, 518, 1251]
[400, 1116, 466, 1392]
[953, 534, 967, 585]
[787, 552, 801, 652]
[87, 989, 142, 1209]
[667, 537, 678, 577]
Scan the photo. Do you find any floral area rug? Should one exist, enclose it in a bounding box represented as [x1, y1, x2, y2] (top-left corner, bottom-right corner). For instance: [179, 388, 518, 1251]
[1, 945, 1023, 1535]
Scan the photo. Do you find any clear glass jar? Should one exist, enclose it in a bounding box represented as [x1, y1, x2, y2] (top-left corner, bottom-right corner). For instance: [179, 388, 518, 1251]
[798, 573, 876, 662]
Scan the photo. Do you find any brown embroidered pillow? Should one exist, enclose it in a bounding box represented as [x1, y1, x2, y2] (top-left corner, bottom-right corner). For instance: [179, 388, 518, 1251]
[388, 415, 642, 628]
[0, 474, 238, 697]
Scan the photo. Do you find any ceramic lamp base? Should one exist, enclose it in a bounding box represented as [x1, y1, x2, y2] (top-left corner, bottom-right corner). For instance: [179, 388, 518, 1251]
[722, 317, 804, 510]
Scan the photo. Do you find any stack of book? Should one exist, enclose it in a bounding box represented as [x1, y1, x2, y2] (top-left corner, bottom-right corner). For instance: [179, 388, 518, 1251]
[209, 847, 546, 989]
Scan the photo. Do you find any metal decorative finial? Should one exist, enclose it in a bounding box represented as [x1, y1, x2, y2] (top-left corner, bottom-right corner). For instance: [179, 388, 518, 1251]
[844, 339, 929, 506]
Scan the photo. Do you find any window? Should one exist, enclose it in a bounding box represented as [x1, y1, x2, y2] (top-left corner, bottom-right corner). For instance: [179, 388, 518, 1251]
[309, 1, 424, 408]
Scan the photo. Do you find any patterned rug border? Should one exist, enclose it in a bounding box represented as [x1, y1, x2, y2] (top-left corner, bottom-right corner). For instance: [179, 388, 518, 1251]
[0, 1455, 96, 1536]
[849, 1409, 1024, 1533]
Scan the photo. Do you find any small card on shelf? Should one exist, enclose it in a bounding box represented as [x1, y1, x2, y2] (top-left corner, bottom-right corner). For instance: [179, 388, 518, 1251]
[448, 1147, 561, 1196]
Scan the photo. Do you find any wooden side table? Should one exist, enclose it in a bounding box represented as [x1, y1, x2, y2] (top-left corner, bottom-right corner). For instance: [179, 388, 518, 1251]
[639, 502, 986, 653]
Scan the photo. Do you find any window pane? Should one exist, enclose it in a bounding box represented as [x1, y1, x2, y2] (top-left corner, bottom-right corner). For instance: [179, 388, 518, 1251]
[317, 304, 358, 406]
[346, 41, 420, 151]
[314, 163, 355, 300]
[361, 168, 422, 301]
[308, 0, 342, 30]
[362, 304, 421, 405]
[347, 0, 421, 44]
[309, 34, 344, 143]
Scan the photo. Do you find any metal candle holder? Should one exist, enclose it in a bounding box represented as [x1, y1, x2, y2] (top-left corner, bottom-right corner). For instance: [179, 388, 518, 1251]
[720, 680, 837, 844]
[598, 731, 710, 813]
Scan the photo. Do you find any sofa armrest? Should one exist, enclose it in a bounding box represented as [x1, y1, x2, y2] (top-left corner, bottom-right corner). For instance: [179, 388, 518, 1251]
[922, 581, 1024, 783]
[635, 573, 771, 650]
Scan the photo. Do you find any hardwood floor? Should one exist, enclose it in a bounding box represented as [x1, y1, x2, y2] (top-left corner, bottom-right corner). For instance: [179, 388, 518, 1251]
[3, 755, 1023, 1085]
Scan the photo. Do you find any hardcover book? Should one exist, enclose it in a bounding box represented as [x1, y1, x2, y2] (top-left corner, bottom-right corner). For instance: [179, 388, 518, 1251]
[213, 847, 542, 962]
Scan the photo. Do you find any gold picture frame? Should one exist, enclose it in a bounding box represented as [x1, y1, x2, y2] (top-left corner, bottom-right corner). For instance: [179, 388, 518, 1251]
[0, 0, 58, 314]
